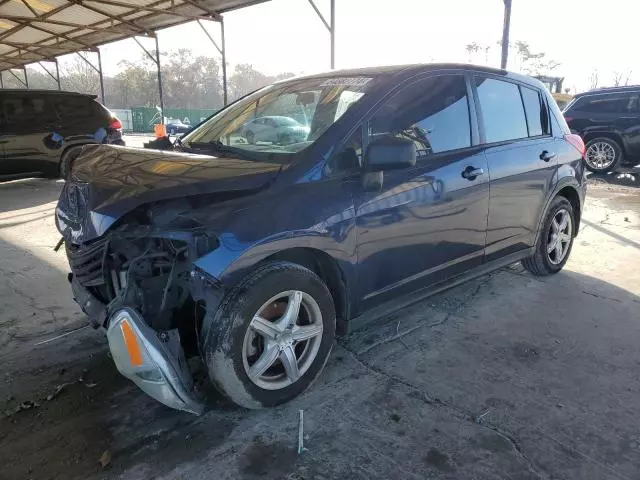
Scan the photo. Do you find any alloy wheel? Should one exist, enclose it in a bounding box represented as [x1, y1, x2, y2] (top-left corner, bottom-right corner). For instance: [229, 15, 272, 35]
[585, 141, 616, 170]
[547, 209, 572, 265]
[242, 290, 323, 390]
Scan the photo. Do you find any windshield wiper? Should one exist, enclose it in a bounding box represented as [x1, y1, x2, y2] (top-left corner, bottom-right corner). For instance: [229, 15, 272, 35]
[184, 139, 253, 159]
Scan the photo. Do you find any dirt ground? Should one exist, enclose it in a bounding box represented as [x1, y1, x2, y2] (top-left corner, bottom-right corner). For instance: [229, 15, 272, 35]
[1, 170, 639, 480]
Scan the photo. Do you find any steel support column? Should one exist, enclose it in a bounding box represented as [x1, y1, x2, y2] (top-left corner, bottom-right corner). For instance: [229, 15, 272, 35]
[97, 49, 105, 103]
[134, 35, 164, 124]
[501, 0, 512, 69]
[330, 0, 335, 70]
[307, 0, 335, 69]
[0, 72, 3, 89]
[197, 18, 227, 106]
[76, 50, 105, 102]
[155, 35, 164, 123]
[38, 60, 61, 90]
[23, 66, 28, 88]
[221, 18, 228, 106]
[55, 59, 61, 90]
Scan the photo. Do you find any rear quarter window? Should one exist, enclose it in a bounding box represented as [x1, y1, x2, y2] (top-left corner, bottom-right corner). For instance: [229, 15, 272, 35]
[55, 96, 104, 120]
[520, 86, 548, 137]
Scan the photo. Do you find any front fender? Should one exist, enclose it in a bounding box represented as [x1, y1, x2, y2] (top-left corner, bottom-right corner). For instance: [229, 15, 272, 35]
[194, 223, 357, 289]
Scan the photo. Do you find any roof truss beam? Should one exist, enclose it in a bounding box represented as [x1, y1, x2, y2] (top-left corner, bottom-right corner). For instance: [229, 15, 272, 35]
[95, 0, 221, 22]
[66, 0, 154, 35]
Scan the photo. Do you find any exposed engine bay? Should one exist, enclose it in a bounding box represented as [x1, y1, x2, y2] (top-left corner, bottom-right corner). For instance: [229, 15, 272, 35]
[63, 197, 220, 348]
[67, 234, 191, 329]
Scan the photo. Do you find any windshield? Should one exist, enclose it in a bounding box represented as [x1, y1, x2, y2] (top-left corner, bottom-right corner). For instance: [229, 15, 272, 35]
[182, 76, 373, 155]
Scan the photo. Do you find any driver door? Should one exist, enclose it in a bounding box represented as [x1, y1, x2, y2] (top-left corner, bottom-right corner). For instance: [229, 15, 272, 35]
[355, 73, 490, 311]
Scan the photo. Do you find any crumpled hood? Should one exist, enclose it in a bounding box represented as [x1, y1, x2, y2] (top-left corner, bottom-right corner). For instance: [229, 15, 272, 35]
[56, 145, 281, 244]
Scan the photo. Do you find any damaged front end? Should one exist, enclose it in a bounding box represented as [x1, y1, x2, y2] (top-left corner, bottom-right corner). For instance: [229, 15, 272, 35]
[60, 197, 226, 415]
[64, 225, 216, 414]
[55, 146, 280, 414]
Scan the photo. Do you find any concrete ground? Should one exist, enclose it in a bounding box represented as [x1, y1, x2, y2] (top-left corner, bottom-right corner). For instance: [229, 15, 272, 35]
[0, 172, 639, 480]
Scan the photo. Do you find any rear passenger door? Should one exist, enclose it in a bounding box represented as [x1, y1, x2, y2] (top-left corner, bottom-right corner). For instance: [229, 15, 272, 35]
[473, 75, 557, 260]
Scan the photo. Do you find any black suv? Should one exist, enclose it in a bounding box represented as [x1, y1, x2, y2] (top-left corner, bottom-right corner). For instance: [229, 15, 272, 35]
[563, 85, 640, 172]
[57, 64, 586, 414]
[0, 89, 124, 180]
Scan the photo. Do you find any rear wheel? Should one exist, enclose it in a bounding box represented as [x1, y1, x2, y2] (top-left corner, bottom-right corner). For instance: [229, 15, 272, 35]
[584, 137, 623, 173]
[202, 262, 336, 409]
[522, 196, 575, 276]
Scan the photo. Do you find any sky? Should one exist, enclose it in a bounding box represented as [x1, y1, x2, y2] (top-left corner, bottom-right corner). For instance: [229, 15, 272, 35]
[59, 0, 640, 94]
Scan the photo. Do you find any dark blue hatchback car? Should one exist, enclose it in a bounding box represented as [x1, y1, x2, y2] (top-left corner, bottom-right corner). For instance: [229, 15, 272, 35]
[56, 64, 586, 414]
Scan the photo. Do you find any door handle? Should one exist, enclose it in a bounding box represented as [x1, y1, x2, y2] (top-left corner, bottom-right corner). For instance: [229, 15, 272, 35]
[461, 166, 484, 180]
[540, 150, 557, 162]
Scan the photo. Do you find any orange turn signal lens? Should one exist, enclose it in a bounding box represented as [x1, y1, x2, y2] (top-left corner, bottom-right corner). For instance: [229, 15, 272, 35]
[120, 320, 143, 367]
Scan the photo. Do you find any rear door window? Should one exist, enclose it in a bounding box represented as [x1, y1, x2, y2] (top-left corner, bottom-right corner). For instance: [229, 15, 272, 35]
[475, 77, 528, 143]
[2, 95, 57, 127]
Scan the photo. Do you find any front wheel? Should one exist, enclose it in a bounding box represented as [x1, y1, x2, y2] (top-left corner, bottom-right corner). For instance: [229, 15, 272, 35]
[202, 262, 336, 409]
[522, 196, 575, 276]
[584, 137, 623, 173]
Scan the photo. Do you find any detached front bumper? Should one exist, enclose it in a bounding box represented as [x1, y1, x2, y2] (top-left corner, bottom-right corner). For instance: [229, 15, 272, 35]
[107, 308, 203, 415]
[69, 274, 203, 415]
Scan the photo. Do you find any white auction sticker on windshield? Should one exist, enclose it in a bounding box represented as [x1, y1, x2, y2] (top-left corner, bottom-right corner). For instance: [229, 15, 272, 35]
[320, 77, 372, 87]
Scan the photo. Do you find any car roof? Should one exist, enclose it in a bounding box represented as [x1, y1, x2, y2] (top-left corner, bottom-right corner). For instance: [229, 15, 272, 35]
[279, 63, 543, 89]
[0, 89, 97, 99]
[574, 85, 640, 98]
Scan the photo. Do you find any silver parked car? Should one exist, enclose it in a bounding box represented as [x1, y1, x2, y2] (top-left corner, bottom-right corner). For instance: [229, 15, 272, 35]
[242, 115, 310, 145]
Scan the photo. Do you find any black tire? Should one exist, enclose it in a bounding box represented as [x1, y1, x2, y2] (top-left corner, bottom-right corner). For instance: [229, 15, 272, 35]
[202, 262, 336, 409]
[58, 146, 85, 179]
[522, 196, 575, 276]
[279, 133, 291, 145]
[246, 131, 255, 144]
[584, 137, 623, 173]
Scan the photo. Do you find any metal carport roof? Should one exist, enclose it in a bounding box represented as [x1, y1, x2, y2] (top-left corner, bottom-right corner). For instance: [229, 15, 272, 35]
[0, 0, 270, 72]
[0, 0, 339, 112]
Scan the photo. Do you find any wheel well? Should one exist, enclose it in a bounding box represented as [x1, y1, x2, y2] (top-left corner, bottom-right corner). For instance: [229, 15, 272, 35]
[265, 248, 349, 336]
[557, 186, 581, 234]
[582, 132, 625, 154]
[58, 144, 89, 177]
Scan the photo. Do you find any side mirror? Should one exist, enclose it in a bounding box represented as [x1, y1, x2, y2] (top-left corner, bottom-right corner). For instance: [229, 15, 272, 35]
[365, 135, 416, 171]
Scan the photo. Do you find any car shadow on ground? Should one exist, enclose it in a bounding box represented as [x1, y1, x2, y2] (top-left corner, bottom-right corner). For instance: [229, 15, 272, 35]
[587, 167, 640, 189]
[0, 178, 63, 214]
[2, 260, 640, 480]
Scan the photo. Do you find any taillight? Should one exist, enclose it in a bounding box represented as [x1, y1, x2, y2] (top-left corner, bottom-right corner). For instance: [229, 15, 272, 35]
[109, 118, 123, 130]
[564, 133, 585, 157]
